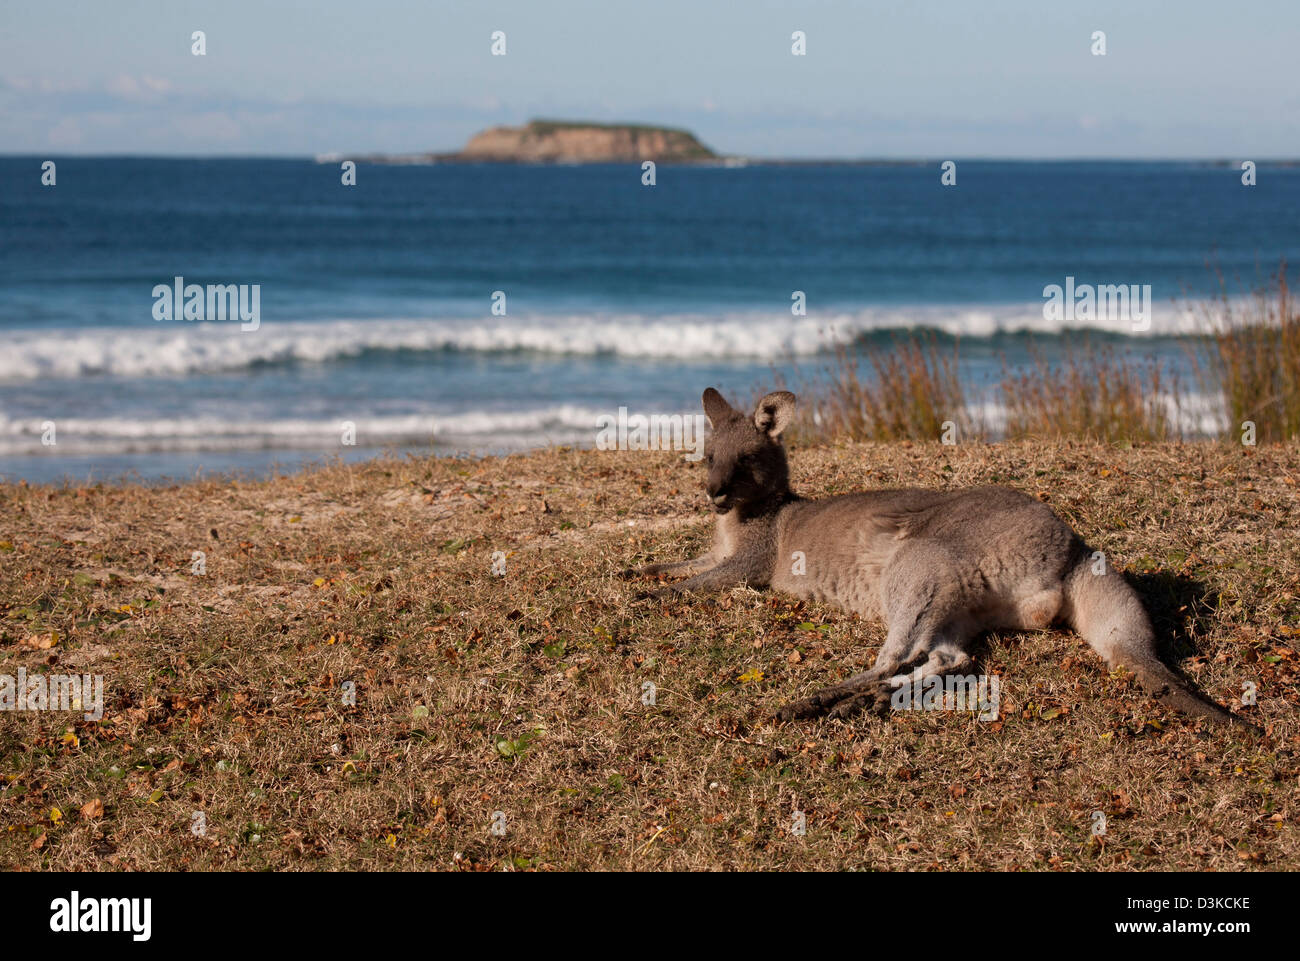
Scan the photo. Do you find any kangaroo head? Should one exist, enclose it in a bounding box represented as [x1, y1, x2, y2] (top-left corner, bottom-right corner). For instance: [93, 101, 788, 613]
[700, 387, 796, 516]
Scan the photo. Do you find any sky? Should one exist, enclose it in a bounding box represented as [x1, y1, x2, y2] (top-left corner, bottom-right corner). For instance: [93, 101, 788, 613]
[2, 0, 1298, 159]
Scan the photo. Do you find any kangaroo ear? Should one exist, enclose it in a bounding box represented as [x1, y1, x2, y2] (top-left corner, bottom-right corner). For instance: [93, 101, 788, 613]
[754, 391, 796, 438]
[702, 387, 735, 427]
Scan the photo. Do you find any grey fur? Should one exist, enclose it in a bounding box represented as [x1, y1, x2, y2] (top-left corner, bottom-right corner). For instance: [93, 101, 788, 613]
[631, 387, 1251, 728]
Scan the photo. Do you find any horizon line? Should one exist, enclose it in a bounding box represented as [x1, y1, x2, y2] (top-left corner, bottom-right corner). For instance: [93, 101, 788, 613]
[2, 152, 1296, 164]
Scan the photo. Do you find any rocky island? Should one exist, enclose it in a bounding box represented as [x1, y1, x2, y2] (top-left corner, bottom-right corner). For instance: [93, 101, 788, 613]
[330, 119, 721, 165]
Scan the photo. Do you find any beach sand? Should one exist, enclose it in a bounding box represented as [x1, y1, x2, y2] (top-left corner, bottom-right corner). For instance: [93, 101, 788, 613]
[1, 440, 1296, 870]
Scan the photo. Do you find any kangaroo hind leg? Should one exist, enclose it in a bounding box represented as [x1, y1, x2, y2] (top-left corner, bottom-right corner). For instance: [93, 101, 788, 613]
[777, 545, 970, 721]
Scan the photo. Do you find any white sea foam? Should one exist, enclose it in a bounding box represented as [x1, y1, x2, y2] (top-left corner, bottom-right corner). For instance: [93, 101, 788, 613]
[0, 389, 1229, 459]
[0, 405, 610, 457]
[0, 301, 1225, 383]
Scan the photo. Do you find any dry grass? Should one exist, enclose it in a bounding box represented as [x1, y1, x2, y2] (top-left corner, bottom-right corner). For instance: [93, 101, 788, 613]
[1193, 265, 1300, 443]
[1001, 343, 1180, 443]
[788, 265, 1299, 446]
[1, 441, 1297, 871]
[790, 334, 1180, 445]
[788, 335, 977, 444]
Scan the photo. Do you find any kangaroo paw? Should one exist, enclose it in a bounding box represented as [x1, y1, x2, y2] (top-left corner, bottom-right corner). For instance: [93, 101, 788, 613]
[826, 685, 893, 720]
[633, 585, 678, 602]
[776, 685, 858, 720]
[625, 563, 671, 578]
[777, 679, 893, 721]
[775, 691, 839, 721]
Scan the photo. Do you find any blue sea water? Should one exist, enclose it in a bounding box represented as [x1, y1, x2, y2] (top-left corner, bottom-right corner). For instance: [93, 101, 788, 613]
[1, 157, 1297, 483]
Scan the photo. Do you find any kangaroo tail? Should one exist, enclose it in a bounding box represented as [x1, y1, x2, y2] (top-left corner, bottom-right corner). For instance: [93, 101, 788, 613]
[1061, 545, 1253, 730]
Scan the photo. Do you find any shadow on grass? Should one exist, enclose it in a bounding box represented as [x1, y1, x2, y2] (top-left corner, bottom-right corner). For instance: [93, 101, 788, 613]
[1129, 570, 1215, 662]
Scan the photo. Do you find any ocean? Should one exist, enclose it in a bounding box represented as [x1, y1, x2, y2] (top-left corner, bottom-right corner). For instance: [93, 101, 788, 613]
[2, 157, 1296, 483]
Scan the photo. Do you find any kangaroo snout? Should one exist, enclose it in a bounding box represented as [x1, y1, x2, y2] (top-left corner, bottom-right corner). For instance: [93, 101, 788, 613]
[705, 475, 731, 511]
[704, 476, 729, 507]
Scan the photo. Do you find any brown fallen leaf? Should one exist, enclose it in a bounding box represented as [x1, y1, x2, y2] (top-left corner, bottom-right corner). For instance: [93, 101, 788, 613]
[80, 798, 104, 820]
[23, 631, 59, 650]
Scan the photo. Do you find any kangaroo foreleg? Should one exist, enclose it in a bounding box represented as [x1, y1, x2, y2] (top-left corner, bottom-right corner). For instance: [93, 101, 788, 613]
[635, 554, 716, 578]
[637, 557, 757, 599]
[777, 542, 969, 721]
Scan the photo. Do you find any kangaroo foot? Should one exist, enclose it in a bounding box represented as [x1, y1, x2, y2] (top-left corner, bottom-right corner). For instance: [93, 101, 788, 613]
[825, 685, 894, 719]
[776, 679, 892, 721]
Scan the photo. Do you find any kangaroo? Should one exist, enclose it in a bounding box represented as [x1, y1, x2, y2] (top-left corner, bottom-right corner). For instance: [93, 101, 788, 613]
[629, 387, 1250, 728]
